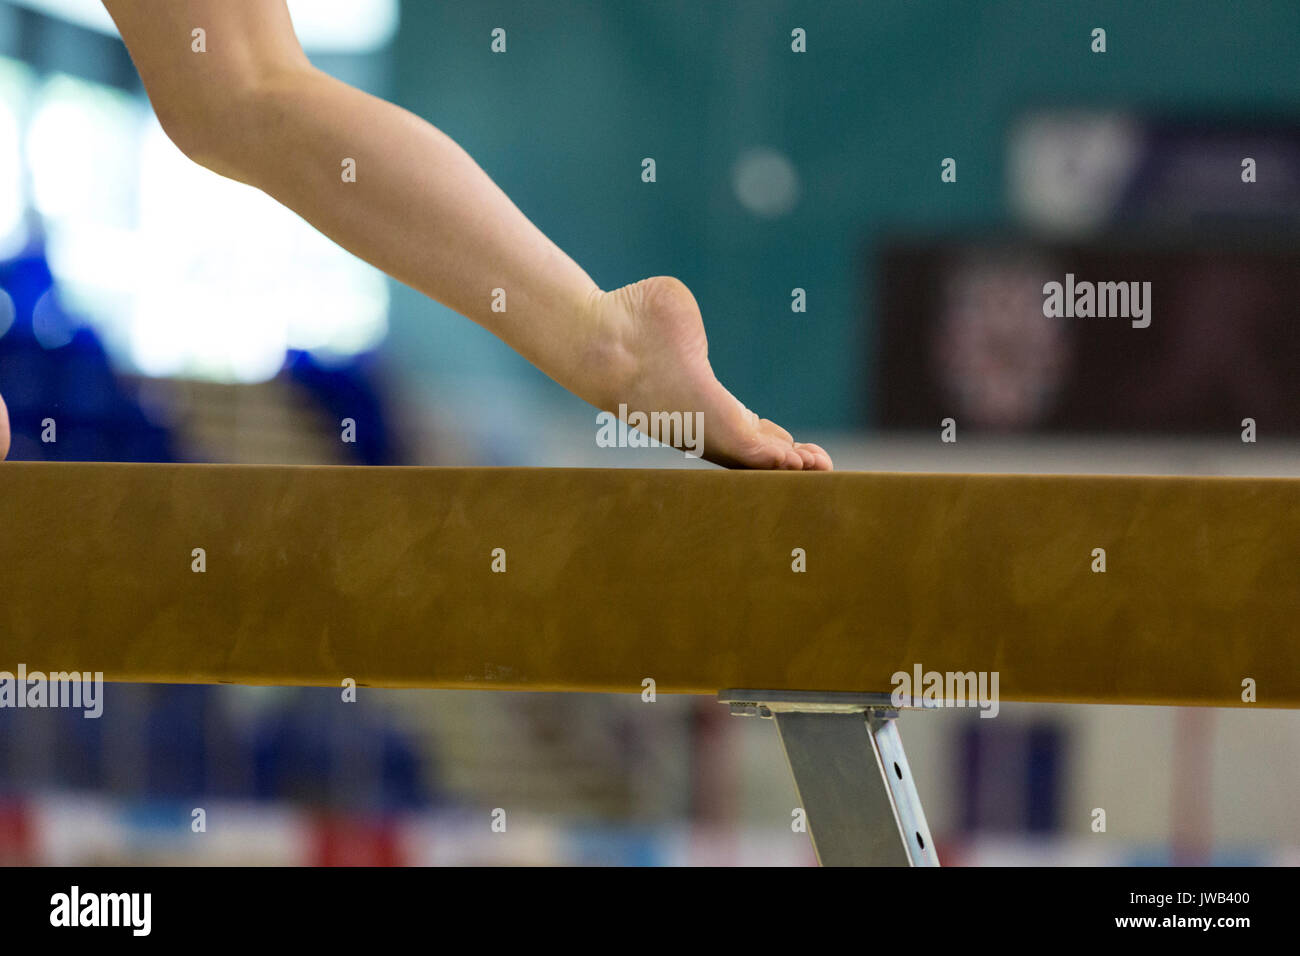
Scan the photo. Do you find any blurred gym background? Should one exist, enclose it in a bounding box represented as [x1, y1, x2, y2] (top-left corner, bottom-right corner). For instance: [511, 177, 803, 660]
[2, 0, 1299, 864]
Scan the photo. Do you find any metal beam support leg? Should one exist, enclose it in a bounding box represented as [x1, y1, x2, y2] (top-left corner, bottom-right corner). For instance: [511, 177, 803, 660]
[720, 690, 939, 867]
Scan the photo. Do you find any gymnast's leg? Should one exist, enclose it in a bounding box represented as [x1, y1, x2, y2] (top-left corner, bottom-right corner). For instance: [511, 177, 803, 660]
[99, 0, 831, 470]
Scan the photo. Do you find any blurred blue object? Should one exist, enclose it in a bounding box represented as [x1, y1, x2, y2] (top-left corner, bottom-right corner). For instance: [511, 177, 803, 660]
[284, 348, 404, 465]
[0, 244, 174, 462]
[0, 683, 440, 813]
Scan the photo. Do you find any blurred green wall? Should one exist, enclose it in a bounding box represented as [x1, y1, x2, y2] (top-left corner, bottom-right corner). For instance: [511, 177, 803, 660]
[383, 0, 1300, 436]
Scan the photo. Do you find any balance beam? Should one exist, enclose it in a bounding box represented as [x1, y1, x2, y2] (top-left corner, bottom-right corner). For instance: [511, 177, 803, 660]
[1, 461, 1297, 707]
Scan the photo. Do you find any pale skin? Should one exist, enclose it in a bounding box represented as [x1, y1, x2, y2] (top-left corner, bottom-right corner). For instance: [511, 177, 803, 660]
[0, 1, 831, 469]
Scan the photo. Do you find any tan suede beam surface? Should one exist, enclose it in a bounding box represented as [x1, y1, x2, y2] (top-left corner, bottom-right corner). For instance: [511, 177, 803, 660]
[1, 462, 1296, 707]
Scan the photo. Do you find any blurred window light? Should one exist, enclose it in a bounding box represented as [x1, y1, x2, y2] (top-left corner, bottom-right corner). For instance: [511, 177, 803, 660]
[26, 71, 149, 357]
[26, 72, 138, 225]
[10, 66, 387, 381]
[3, 0, 399, 53]
[288, 0, 400, 53]
[0, 57, 33, 259]
[1008, 113, 1144, 235]
[732, 147, 801, 219]
[134, 118, 388, 382]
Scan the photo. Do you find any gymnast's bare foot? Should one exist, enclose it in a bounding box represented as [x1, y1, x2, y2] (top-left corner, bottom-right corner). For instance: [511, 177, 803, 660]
[589, 276, 832, 470]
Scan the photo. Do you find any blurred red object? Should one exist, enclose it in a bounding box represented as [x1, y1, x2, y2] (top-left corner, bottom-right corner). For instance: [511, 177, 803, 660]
[0, 799, 34, 865]
[308, 813, 403, 867]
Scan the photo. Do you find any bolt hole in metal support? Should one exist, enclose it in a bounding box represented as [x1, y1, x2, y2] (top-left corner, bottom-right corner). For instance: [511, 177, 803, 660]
[719, 689, 940, 867]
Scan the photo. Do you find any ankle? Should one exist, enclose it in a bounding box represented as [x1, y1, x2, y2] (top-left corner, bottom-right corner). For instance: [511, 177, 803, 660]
[581, 287, 642, 412]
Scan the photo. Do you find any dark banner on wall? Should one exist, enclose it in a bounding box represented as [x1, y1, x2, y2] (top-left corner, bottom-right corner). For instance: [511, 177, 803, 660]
[875, 239, 1300, 435]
